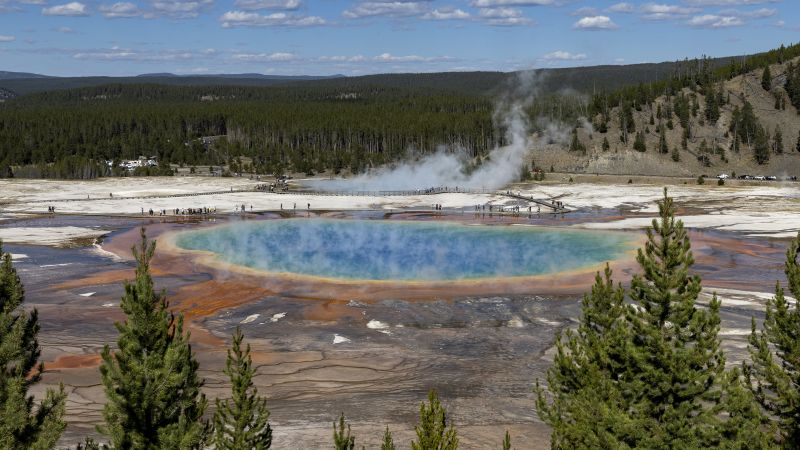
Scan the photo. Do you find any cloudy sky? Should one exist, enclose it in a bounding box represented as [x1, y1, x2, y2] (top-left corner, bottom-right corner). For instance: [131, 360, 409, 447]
[0, 0, 796, 76]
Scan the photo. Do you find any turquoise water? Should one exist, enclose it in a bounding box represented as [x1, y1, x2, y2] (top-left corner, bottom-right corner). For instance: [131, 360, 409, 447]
[174, 219, 633, 281]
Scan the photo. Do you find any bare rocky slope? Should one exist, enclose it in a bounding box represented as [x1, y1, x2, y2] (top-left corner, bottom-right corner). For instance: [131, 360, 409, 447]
[532, 58, 800, 178]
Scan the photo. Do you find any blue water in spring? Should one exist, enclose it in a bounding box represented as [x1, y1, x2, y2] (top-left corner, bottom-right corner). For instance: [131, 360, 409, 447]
[174, 219, 634, 281]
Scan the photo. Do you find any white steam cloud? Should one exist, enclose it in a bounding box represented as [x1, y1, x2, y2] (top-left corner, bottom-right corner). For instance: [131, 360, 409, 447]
[307, 71, 569, 192]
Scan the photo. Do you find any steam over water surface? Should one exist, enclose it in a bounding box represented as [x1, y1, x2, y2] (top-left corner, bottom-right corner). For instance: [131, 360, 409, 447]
[174, 219, 634, 281]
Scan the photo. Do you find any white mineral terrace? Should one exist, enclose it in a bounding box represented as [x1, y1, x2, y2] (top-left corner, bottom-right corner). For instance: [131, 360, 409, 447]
[0, 177, 798, 246]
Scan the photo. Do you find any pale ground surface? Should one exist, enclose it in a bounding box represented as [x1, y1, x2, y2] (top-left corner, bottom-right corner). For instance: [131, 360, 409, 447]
[2, 176, 798, 244]
[2, 176, 799, 449]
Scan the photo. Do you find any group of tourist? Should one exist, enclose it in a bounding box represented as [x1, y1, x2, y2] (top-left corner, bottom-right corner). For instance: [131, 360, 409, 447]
[140, 207, 217, 216]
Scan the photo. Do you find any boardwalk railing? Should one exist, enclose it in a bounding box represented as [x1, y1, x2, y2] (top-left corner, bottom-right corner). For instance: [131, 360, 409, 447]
[4, 186, 572, 213]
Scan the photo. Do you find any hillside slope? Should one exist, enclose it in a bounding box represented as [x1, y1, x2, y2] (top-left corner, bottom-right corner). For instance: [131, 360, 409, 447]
[533, 58, 800, 178]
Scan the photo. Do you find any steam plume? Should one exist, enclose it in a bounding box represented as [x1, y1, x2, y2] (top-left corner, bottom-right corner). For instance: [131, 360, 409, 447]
[307, 71, 569, 191]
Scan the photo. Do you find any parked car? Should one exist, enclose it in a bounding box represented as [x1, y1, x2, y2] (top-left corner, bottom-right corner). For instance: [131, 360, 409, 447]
[766, 176, 777, 181]
[717, 174, 729, 179]
[754, 176, 766, 181]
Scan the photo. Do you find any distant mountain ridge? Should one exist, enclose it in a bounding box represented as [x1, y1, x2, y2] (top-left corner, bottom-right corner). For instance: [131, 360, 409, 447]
[0, 49, 774, 97]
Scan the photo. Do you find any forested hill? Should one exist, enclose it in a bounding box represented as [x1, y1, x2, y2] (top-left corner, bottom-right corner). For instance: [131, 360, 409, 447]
[0, 50, 759, 98]
[1, 43, 798, 180]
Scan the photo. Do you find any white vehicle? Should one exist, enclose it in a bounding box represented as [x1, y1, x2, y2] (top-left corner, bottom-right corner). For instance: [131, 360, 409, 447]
[717, 174, 729, 179]
[754, 175, 766, 181]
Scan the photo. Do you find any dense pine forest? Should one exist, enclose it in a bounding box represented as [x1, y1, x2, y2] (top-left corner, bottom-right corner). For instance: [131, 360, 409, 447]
[0, 43, 798, 179]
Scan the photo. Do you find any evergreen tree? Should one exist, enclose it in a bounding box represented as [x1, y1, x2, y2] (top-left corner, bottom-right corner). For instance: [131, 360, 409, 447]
[671, 147, 681, 162]
[746, 232, 800, 446]
[411, 390, 458, 450]
[754, 126, 771, 164]
[0, 240, 67, 450]
[536, 265, 633, 448]
[659, 126, 668, 154]
[537, 191, 764, 448]
[762, 65, 772, 91]
[381, 426, 395, 450]
[333, 413, 355, 450]
[98, 229, 208, 450]
[773, 126, 784, 154]
[717, 368, 774, 448]
[633, 131, 647, 152]
[213, 327, 272, 450]
[602, 137, 610, 151]
[796, 130, 800, 153]
[501, 431, 511, 450]
[625, 189, 726, 447]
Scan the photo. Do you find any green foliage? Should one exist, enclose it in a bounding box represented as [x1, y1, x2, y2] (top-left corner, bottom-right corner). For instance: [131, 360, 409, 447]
[98, 229, 208, 450]
[762, 65, 772, 91]
[535, 264, 632, 449]
[718, 177, 725, 186]
[796, 130, 800, 153]
[633, 131, 646, 152]
[537, 191, 766, 448]
[213, 327, 272, 450]
[658, 125, 668, 154]
[411, 390, 458, 450]
[671, 147, 680, 162]
[333, 413, 355, 450]
[381, 426, 395, 450]
[0, 84, 499, 179]
[773, 126, 784, 154]
[746, 232, 800, 446]
[0, 240, 67, 450]
[569, 128, 586, 153]
[602, 136, 610, 151]
[502, 431, 511, 450]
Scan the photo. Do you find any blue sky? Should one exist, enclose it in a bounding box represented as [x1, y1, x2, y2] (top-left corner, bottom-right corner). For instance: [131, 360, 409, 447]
[0, 0, 796, 76]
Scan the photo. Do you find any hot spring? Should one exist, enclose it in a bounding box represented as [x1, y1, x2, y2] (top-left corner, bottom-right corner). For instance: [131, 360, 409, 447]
[173, 219, 635, 282]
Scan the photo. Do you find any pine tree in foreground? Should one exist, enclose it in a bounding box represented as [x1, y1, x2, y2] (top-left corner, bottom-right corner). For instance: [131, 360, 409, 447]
[213, 327, 272, 450]
[535, 264, 633, 448]
[333, 413, 355, 450]
[625, 189, 726, 447]
[411, 390, 458, 450]
[381, 426, 395, 450]
[746, 231, 800, 446]
[501, 430, 511, 450]
[536, 190, 769, 448]
[0, 240, 67, 450]
[98, 229, 207, 449]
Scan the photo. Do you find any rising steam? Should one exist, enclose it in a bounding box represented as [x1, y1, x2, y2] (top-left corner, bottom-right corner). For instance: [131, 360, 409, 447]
[306, 71, 570, 192]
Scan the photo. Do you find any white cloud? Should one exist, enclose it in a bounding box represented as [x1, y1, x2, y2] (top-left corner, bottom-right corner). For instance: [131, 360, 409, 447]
[316, 53, 455, 64]
[42, 2, 89, 16]
[73, 47, 199, 61]
[478, 6, 532, 25]
[220, 10, 325, 27]
[373, 53, 454, 62]
[719, 7, 776, 18]
[571, 6, 598, 16]
[232, 51, 297, 62]
[232, 0, 301, 10]
[607, 2, 634, 13]
[542, 50, 587, 61]
[422, 7, 469, 20]
[0, 34, 15, 42]
[150, 0, 212, 18]
[640, 3, 699, 20]
[573, 15, 618, 29]
[687, 14, 745, 27]
[470, 0, 554, 6]
[683, 0, 779, 5]
[343, 2, 426, 19]
[99, 2, 147, 18]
